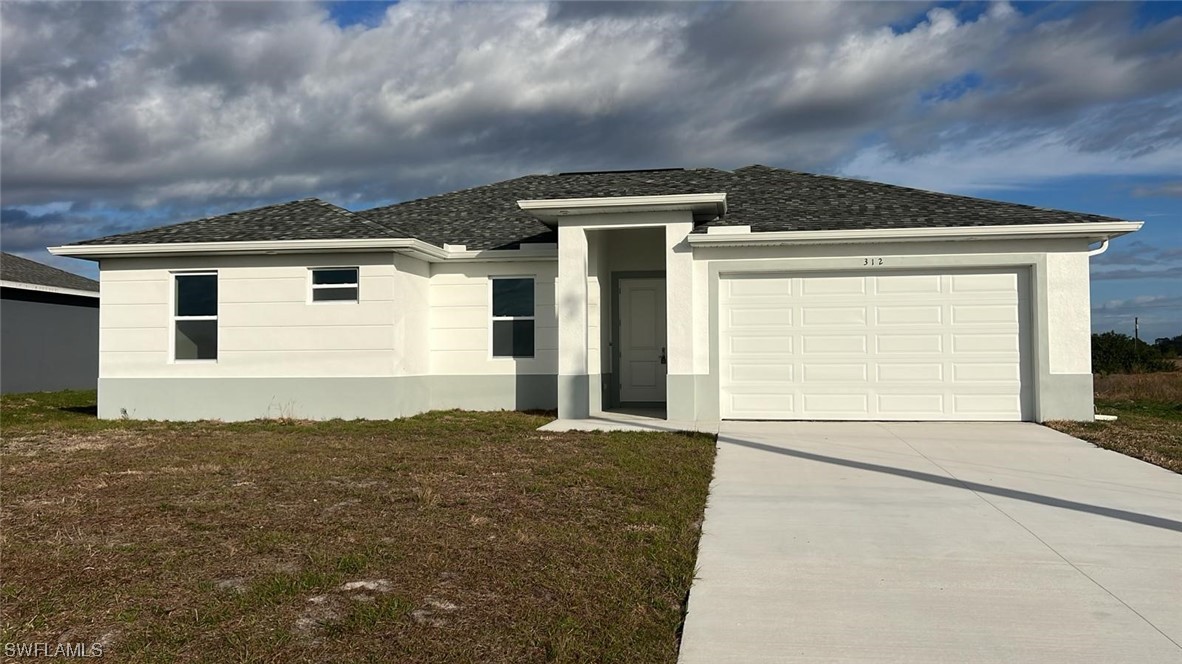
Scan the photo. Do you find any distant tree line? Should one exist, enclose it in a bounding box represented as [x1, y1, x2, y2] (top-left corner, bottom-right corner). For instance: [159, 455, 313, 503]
[1091, 332, 1180, 374]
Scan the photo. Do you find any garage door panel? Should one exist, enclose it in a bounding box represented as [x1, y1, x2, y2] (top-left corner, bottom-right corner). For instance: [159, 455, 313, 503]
[878, 394, 945, 415]
[950, 273, 1017, 293]
[800, 276, 867, 296]
[728, 306, 792, 327]
[952, 363, 1020, 382]
[952, 333, 1018, 353]
[951, 304, 1018, 324]
[726, 275, 794, 298]
[729, 335, 791, 354]
[877, 334, 944, 354]
[876, 305, 942, 325]
[801, 306, 867, 326]
[802, 335, 867, 353]
[802, 393, 870, 415]
[729, 362, 795, 382]
[877, 363, 944, 382]
[802, 363, 868, 382]
[874, 274, 942, 294]
[720, 269, 1027, 421]
[953, 394, 1022, 416]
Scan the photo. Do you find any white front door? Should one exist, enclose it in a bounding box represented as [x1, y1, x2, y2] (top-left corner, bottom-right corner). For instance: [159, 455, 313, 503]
[618, 277, 667, 403]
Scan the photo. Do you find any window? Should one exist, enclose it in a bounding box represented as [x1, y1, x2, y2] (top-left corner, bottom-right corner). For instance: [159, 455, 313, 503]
[491, 277, 534, 358]
[311, 267, 359, 302]
[174, 273, 217, 360]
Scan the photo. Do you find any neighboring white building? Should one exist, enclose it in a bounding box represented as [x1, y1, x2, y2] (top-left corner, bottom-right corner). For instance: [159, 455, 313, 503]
[1, 252, 100, 393]
[50, 166, 1140, 423]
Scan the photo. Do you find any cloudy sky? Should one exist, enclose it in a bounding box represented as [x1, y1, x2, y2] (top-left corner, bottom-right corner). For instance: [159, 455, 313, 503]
[2, 1, 1180, 339]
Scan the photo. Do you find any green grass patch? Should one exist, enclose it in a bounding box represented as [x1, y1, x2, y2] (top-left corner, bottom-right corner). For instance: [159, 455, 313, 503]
[1, 389, 716, 662]
[1046, 372, 1182, 473]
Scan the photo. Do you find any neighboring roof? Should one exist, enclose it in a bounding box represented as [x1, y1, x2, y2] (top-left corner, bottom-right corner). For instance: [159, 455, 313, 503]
[65, 166, 1130, 251]
[1, 252, 99, 292]
[71, 198, 408, 246]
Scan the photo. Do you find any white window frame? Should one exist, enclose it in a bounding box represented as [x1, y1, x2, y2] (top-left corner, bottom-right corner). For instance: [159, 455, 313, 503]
[489, 275, 536, 359]
[171, 271, 218, 363]
[308, 266, 360, 304]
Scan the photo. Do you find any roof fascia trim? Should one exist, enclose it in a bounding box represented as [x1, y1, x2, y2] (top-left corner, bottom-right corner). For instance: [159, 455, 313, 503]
[518, 193, 727, 223]
[50, 238, 448, 261]
[0, 279, 99, 298]
[686, 221, 1144, 247]
[48, 238, 559, 263]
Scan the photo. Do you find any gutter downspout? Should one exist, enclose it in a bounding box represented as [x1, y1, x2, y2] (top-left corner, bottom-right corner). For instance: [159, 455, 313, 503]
[1087, 238, 1110, 256]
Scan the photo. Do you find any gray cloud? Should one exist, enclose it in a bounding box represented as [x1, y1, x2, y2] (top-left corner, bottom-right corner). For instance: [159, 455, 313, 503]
[1133, 181, 1182, 198]
[1092, 294, 1182, 339]
[1, 0, 1181, 251]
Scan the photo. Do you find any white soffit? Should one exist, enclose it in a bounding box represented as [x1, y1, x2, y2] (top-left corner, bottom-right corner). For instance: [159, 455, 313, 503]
[686, 221, 1143, 247]
[0, 279, 100, 298]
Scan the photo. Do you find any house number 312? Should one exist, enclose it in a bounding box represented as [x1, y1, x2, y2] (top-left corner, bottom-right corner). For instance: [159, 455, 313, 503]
[863, 258, 884, 266]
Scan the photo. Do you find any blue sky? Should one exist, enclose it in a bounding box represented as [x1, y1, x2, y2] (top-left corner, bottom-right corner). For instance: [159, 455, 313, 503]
[1, 0, 1180, 339]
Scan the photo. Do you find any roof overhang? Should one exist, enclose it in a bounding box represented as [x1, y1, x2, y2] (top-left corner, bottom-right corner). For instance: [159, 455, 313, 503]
[686, 221, 1143, 248]
[518, 193, 727, 224]
[48, 238, 557, 264]
[0, 279, 99, 298]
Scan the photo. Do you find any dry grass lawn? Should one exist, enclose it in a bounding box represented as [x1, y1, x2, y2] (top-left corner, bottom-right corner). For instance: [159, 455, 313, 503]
[0, 391, 716, 663]
[1046, 370, 1182, 473]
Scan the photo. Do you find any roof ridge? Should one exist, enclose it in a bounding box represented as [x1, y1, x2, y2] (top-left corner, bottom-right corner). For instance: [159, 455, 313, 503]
[362, 174, 544, 215]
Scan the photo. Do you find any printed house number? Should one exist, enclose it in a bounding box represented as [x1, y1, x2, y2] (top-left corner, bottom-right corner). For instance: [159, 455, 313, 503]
[863, 258, 884, 266]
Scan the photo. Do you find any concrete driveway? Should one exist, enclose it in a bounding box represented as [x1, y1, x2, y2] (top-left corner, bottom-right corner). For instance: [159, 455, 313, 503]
[678, 423, 1182, 663]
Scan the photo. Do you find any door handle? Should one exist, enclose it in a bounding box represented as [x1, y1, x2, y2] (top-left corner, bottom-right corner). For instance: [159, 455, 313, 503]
[660, 347, 667, 365]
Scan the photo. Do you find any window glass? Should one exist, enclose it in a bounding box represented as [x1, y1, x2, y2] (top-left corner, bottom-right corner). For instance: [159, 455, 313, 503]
[492, 278, 534, 317]
[312, 268, 358, 285]
[492, 320, 535, 358]
[313, 286, 359, 302]
[175, 320, 217, 360]
[176, 274, 217, 317]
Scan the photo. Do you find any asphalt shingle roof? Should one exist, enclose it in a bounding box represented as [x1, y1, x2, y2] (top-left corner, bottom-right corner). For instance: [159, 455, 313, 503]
[1, 253, 99, 292]
[69, 166, 1128, 251]
[73, 198, 408, 245]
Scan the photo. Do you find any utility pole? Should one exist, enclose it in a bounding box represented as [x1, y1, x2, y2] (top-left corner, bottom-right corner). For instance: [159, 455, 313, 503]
[1135, 316, 1140, 366]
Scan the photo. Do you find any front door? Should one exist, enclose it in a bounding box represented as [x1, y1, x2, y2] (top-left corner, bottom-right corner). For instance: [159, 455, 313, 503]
[618, 277, 667, 404]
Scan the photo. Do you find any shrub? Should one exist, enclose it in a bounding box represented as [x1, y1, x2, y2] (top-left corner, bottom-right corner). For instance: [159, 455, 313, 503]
[1092, 331, 1174, 374]
[1154, 334, 1182, 358]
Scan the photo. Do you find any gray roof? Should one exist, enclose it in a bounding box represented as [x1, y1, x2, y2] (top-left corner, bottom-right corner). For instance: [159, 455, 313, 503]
[73, 198, 407, 246]
[1, 252, 99, 292]
[68, 166, 1127, 250]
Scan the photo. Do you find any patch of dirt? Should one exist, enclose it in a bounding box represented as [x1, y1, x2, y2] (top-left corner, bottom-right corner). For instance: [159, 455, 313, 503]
[2, 430, 148, 456]
[295, 594, 347, 639]
[216, 578, 247, 594]
[339, 579, 393, 593]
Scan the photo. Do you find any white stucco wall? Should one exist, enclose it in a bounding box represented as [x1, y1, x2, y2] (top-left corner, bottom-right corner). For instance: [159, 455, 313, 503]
[1045, 251, 1092, 375]
[99, 252, 429, 378]
[427, 261, 558, 376]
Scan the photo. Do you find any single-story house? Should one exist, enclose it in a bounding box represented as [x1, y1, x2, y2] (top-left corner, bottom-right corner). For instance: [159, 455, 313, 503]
[49, 165, 1140, 423]
[1, 252, 100, 394]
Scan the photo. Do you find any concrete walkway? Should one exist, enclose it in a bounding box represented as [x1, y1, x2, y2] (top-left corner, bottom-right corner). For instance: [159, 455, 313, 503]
[679, 422, 1182, 663]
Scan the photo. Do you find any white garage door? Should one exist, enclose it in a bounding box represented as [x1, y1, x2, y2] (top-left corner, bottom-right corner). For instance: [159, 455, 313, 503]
[719, 270, 1028, 421]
